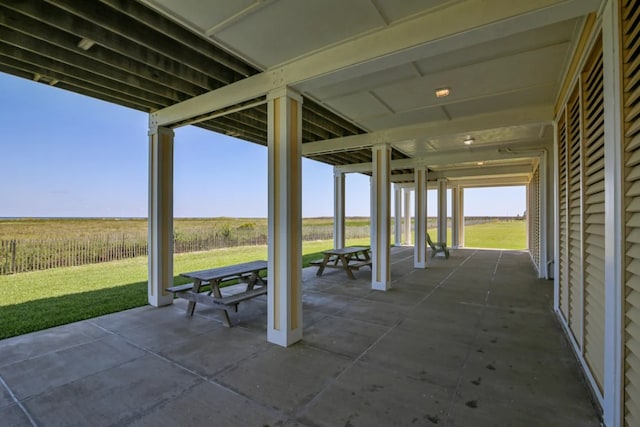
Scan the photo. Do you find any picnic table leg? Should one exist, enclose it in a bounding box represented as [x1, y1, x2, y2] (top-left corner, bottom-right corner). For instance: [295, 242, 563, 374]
[210, 279, 232, 327]
[316, 253, 331, 276]
[340, 255, 356, 279]
[186, 279, 203, 316]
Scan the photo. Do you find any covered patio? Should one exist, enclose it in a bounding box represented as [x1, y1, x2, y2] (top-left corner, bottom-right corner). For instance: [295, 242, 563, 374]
[2, 0, 639, 424]
[0, 248, 599, 426]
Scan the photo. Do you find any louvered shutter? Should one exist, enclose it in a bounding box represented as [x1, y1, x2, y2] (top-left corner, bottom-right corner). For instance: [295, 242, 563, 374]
[567, 88, 584, 343]
[623, 0, 640, 425]
[581, 37, 605, 393]
[530, 167, 541, 270]
[558, 110, 570, 320]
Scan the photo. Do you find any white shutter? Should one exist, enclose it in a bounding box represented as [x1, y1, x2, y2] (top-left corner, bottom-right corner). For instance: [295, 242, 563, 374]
[558, 110, 570, 321]
[567, 88, 583, 344]
[581, 37, 605, 393]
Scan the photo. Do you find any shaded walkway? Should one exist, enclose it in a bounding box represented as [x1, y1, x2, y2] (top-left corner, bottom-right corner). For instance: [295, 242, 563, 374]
[0, 248, 600, 426]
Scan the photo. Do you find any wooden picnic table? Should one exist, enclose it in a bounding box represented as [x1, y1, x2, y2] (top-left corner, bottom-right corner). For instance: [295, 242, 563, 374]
[310, 246, 372, 279]
[167, 260, 268, 327]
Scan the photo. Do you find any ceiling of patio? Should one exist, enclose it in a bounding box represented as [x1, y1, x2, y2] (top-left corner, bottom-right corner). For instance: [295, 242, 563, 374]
[0, 0, 603, 186]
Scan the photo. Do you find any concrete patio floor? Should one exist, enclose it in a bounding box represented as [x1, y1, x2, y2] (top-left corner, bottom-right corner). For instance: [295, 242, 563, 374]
[0, 247, 601, 426]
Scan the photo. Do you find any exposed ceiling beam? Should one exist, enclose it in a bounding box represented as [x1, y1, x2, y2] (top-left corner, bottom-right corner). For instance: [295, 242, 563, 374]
[337, 143, 548, 173]
[389, 164, 533, 183]
[450, 176, 531, 187]
[301, 105, 551, 155]
[150, 0, 599, 128]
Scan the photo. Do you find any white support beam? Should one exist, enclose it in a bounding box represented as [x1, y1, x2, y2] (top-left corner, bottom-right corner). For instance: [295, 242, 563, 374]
[414, 167, 428, 268]
[148, 126, 174, 307]
[394, 184, 402, 246]
[303, 105, 552, 156]
[267, 87, 303, 347]
[390, 164, 534, 183]
[450, 176, 531, 187]
[336, 143, 549, 174]
[403, 188, 412, 245]
[603, 0, 623, 424]
[437, 179, 448, 245]
[371, 144, 392, 291]
[451, 185, 461, 249]
[333, 168, 346, 249]
[150, 1, 598, 128]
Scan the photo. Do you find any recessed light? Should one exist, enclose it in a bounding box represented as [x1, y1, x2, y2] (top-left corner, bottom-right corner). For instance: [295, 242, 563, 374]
[463, 136, 475, 145]
[477, 162, 484, 166]
[435, 87, 450, 98]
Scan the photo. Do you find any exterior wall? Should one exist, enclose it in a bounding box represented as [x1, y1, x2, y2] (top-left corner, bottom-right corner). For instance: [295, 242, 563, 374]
[555, 14, 606, 409]
[555, 1, 640, 424]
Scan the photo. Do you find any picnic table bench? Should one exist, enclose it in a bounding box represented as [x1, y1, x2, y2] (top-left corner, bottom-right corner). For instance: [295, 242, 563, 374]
[167, 260, 268, 327]
[310, 246, 372, 279]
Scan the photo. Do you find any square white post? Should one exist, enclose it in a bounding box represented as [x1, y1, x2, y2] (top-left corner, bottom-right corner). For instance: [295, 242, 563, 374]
[333, 168, 346, 249]
[267, 87, 303, 347]
[403, 188, 412, 244]
[437, 178, 448, 244]
[602, 0, 623, 424]
[452, 185, 461, 249]
[148, 126, 174, 307]
[394, 184, 402, 246]
[371, 144, 391, 291]
[414, 166, 427, 268]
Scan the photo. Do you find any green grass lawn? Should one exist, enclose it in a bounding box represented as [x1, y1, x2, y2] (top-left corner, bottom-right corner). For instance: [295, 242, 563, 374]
[463, 221, 526, 249]
[0, 238, 369, 340]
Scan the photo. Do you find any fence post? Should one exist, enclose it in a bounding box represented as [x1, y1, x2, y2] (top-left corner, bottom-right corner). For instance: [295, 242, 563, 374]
[10, 239, 16, 274]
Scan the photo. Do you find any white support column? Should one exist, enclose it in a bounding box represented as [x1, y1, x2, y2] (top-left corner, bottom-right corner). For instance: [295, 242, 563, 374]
[437, 179, 448, 244]
[371, 144, 391, 291]
[403, 188, 412, 244]
[148, 126, 174, 307]
[451, 185, 461, 249]
[333, 168, 346, 249]
[267, 87, 303, 347]
[414, 166, 428, 268]
[459, 188, 465, 247]
[394, 184, 402, 246]
[603, 0, 623, 424]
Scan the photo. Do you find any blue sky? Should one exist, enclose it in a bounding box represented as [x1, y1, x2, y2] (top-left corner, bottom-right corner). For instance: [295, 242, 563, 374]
[0, 72, 525, 218]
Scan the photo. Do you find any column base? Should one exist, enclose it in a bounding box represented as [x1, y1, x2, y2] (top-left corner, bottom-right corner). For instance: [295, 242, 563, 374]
[268, 327, 303, 347]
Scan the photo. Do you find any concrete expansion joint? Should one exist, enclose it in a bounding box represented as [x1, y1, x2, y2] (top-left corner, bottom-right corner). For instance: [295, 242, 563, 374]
[87, 318, 288, 421]
[0, 373, 37, 426]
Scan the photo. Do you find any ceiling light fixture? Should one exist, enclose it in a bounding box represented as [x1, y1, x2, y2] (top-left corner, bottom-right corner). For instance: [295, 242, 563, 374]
[435, 87, 450, 98]
[477, 161, 484, 166]
[463, 136, 475, 145]
[77, 38, 96, 51]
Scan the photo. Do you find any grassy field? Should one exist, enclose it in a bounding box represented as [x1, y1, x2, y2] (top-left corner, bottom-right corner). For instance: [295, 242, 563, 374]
[0, 217, 371, 239]
[0, 220, 525, 340]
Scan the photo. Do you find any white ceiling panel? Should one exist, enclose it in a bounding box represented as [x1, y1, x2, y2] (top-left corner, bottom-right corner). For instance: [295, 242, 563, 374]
[374, 0, 454, 23]
[307, 63, 420, 101]
[444, 85, 556, 119]
[393, 124, 545, 156]
[143, 0, 256, 34]
[374, 43, 568, 113]
[415, 19, 578, 76]
[358, 106, 449, 131]
[324, 92, 391, 120]
[213, 0, 386, 68]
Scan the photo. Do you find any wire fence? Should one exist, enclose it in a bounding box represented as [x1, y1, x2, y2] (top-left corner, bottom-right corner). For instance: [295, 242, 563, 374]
[0, 225, 371, 275]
